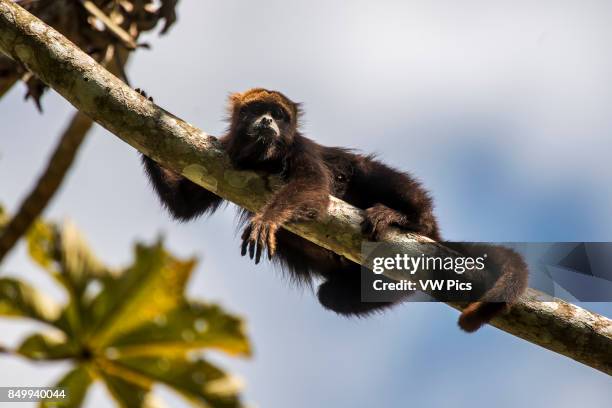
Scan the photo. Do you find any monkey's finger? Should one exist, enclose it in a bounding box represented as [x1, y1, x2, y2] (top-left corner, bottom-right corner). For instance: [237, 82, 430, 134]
[241, 238, 249, 257]
[255, 245, 262, 264]
[249, 238, 256, 260]
[267, 225, 278, 259]
[248, 224, 260, 260]
[240, 226, 252, 256]
[267, 237, 275, 259]
[255, 236, 263, 264]
[255, 225, 267, 264]
[241, 224, 252, 240]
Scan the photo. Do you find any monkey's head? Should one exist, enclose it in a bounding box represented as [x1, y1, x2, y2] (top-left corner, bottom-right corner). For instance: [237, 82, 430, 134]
[227, 88, 301, 148]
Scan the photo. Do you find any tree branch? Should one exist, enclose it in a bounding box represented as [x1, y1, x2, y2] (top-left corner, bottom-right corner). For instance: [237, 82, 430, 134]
[0, 14, 135, 263]
[0, 0, 610, 376]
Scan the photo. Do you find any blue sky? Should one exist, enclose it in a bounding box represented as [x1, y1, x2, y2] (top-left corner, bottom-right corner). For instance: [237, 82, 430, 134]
[1, 1, 611, 406]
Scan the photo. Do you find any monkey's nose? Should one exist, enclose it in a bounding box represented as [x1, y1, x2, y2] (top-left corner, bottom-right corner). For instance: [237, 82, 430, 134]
[260, 117, 272, 126]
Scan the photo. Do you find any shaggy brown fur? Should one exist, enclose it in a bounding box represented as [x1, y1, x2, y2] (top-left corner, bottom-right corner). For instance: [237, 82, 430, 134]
[141, 88, 528, 331]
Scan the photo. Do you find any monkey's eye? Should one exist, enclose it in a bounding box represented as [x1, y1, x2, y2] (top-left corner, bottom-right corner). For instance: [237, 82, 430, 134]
[248, 103, 265, 116]
[272, 107, 287, 121]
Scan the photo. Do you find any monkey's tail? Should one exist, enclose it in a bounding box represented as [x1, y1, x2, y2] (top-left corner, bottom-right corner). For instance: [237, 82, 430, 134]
[453, 244, 529, 333]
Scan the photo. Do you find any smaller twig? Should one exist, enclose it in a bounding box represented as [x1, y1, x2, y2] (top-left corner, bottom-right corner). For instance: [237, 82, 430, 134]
[0, 111, 93, 263]
[0, 44, 126, 264]
[80, 0, 137, 50]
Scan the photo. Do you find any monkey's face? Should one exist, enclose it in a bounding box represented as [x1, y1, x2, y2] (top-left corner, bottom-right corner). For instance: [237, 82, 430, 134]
[228, 89, 300, 148]
[241, 101, 291, 142]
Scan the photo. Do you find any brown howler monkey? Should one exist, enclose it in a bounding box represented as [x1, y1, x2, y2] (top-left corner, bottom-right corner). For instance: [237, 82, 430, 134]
[141, 88, 528, 332]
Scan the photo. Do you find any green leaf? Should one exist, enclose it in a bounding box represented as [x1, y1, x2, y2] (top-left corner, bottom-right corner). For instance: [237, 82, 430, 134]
[110, 301, 251, 358]
[16, 332, 78, 360]
[39, 365, 93, 408]
[27, 220, 110, 294]
[115, 356, 244, 408]
[0, 278, 61, 323]
[25, 220, 119, 340]
[57, 221, 110, 293]
[86, 241, 195, 348]
[51, 221, 112, 338]
[3, 216, 250, 407]
[53, 299, 86, 340]
[27, 220, 59, 275]
[97, 360, 154, 408]
[101, 373, 151, 408]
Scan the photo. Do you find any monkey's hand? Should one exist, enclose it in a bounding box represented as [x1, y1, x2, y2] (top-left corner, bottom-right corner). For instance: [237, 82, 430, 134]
[241, 214, 280, 264]
[362, 204, 410, 241]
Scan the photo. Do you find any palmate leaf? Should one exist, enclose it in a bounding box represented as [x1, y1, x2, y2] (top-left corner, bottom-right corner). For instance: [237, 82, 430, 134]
[95, 359, 168, 408]
[40, 365, 94, 408]
[100, 371, 152, 408]
[16, 332, 78, 360]
[53, 221, 112, 337]
[56, 221, 110, 294]
[27, 220, 111, 293]
[27, 220, 59, 275]
[86, 240, 195, 348]
[111, 356, 244, 408]
[109, 301, 251, 358]
[1, 215, 251, 407]
[0, 278, 61, 323]
[53, 298, 87, 341]
[27, 220, 112, 338]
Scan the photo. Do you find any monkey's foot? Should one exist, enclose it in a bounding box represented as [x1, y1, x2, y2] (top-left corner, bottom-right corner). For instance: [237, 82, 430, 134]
[135, 88, 154, 102]
[240, 214, 279, 264]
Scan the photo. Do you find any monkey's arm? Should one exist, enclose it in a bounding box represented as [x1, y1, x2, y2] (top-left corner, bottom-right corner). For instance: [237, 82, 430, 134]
[357, 158, 440, 241]
[142, 155, 223, 221]
[241, 150, 331, 263]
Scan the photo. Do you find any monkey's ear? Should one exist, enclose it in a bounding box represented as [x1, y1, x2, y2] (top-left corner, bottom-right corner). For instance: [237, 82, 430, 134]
[228, 92, 243, 106]
[227, 92, 244, 117]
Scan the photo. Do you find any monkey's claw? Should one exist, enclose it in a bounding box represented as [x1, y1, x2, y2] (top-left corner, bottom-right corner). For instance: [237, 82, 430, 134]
[135, 88, 154, 102]
[240, 215, 279, 264]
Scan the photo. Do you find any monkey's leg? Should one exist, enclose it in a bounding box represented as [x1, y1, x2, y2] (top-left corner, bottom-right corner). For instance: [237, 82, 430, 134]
[355, 157, 441, 241]
[142, 155, 223, 221]
[361, 203, 437, 241]
[317, 266, 406, 316]
[135, 87, 224, 220]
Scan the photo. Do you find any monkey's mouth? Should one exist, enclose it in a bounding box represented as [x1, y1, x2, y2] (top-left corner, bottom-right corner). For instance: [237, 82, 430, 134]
[249, 125, 279, 141]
